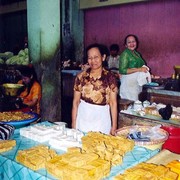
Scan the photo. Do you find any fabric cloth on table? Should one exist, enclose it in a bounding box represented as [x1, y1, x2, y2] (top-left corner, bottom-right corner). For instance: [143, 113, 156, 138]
[0, 123, 15, 140]
[0, 121, 160, 180]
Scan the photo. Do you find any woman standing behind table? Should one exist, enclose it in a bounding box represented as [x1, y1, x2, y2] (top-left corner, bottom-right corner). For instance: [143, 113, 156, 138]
[17, 65, 42, 114]
[72, 43, 118, 135]
[119, 34, 149, 101]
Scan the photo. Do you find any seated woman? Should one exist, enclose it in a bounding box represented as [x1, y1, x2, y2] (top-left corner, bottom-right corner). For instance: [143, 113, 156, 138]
[17, 65, 42, 114]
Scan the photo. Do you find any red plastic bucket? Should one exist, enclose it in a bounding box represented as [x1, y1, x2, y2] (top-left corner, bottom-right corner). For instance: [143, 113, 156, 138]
[161, 126, 180, 154]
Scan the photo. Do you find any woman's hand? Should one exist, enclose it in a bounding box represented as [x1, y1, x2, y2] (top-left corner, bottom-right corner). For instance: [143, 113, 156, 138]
[71, 91, 81, 128]
[139, 66, 148, 73]
[109, 89, 118, 136]
[71, 121, 76, 129]
[110, 127, 117, 136]
[23, 98, 38, 107]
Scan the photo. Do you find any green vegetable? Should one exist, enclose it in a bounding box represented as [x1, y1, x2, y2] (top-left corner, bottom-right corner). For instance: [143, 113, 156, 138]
[5, 48, 29, 65]
[18, 50, 26, 57]
[0, 58, 4, 64]
[24, 48, 28, 55]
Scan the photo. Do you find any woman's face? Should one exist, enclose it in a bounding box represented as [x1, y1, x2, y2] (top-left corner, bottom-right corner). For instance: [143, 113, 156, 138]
[22, 76, 31, 85]
[125, 36, 137, 51]
[110, 50, 118, 57]
[87, 47, 106, 70]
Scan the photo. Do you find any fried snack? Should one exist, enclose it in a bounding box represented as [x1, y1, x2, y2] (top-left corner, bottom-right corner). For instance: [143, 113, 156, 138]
[46, 152, 110, 180]
[61, 152, 99, 167]
[144, 107, 161, 117]
[81, 131, 134, 166]
[166, 160, 180, 179]
[0, 140, 16, 153]
[16, 145, 57, 171]
[0, 111, 34, 122]
[46, 132, 134, 180]
[114, 162, 178, 180]
[170, 112, 180, 122]
[83, 158, 111, 179]
[67, 147, 82, 153]
[144, 106, 180, 121]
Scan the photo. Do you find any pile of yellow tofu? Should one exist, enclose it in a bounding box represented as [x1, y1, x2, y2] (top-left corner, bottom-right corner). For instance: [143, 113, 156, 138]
[46, 131, 134, 179]
[114, 162, 179, 180]
[16, 131, 135, 180]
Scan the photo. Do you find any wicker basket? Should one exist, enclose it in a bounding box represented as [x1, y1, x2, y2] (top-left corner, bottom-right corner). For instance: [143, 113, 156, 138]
[116, 125, 169, 150]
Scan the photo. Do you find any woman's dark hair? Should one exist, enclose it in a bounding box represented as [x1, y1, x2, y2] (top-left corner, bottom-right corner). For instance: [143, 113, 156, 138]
[85, 43, 109, 58]
[19, 65, 38, 81]
[124, 34, 139, 46]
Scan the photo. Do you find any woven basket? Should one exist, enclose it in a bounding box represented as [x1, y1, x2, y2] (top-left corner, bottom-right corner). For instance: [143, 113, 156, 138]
[116, 125, 169, 150]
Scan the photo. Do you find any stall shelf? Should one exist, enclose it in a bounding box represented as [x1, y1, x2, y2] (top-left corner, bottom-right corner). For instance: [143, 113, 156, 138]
[118, 111, 180, 128]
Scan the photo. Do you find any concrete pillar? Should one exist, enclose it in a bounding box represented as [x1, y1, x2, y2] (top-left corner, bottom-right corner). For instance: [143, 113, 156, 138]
[27, 0, 62, 121]
[27, 0, 60, 63]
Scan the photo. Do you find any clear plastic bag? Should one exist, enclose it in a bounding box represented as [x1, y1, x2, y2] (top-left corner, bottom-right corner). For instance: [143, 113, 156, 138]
[128, 125, 166, 142]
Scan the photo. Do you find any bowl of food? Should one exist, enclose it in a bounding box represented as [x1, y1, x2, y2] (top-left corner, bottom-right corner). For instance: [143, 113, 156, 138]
[0, 111, 39, 128]
[1, 83, 24, 97]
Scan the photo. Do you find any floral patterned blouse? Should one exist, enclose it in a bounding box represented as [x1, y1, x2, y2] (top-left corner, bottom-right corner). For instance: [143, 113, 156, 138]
[74, 68, 118, 105]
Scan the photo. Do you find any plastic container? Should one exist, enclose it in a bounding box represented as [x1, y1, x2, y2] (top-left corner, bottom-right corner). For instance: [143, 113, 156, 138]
[116, 125, 169, 150]
[143, 100, 150, 108]
[133, 100, 143, 111]
[174, 65, 180, 76]
[161, 126, 180, 154]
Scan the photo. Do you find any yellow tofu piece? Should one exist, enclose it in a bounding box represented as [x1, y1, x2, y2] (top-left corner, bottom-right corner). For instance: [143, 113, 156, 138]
[16, 145, 57, 171]
[0, 140, 16, 153]
[164, 170, 179, 180]
[67, 147, 82, 153]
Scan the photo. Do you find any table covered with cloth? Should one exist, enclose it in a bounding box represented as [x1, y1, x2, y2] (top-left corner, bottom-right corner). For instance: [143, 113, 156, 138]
[0, 121, 159, 180]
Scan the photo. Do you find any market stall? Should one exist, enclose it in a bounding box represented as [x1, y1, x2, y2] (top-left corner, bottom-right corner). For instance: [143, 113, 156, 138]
[118, 98, 180, 154]
[0, 121, 161, 180]
[119, 110, 180, 128]
[0, 53, 29, 112]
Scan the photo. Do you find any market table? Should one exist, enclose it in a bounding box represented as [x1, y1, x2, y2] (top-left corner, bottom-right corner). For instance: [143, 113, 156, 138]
[118, 109, 180, 128]
[118, 110, 180, 154]
[0, 122, 159, 180]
